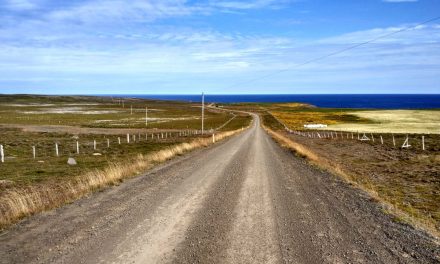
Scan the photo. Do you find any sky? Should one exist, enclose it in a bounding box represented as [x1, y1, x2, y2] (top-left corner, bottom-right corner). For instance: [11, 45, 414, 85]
[0, 0, 439, 94]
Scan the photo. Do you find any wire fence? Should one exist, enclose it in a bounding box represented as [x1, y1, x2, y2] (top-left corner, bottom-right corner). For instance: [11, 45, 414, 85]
[0, 129, 218, 163]
[284, 128, 439, 152]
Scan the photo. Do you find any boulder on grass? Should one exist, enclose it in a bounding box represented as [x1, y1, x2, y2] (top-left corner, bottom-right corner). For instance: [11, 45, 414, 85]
[67, 157, 77, 165]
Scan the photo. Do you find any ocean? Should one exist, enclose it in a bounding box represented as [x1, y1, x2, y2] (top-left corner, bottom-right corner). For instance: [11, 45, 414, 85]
[101, 94, 440, 109]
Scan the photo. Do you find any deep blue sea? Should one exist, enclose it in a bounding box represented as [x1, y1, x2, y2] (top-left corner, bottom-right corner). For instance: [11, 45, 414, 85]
[100, 94, 440, 109]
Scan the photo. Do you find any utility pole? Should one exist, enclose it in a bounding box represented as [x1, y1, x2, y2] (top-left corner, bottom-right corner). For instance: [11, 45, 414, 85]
[201, 92, 205, 134]
[145, 106, 148, 127]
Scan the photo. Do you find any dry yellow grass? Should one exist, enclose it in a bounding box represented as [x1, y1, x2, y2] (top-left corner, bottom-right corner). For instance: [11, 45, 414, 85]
[264, 126, 440, 240]
[0, 129, 243, 229]
[271, 111, 351, 129]
[321, 110, 440, 134]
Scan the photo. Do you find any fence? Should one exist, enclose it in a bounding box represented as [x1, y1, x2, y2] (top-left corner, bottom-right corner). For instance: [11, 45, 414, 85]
[0, 129, 216, 163]
[284, 128, 437, 152]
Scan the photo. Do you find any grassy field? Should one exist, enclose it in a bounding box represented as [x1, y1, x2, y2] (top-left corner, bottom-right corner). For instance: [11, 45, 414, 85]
[0, 94, 240, 130]
[260, 104, 440, 237]
[0, 95, 251, 228]
[264, 103, 440, 134]
[319, 110, 440, 134]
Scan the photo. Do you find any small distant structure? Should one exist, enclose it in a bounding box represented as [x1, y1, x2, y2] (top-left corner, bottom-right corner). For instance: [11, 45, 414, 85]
[304, 124, 327, 129]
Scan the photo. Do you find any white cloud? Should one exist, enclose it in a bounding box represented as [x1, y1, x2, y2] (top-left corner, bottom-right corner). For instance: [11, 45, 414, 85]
[209, 0, 282, 9]
[3, 0, 38, 10]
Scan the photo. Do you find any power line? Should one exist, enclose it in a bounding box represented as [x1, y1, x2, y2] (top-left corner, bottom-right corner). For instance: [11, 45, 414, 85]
[227, 15, 440, 89]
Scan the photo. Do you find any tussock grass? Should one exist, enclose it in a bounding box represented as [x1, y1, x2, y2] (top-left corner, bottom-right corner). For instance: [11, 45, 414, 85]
[264, 126, 440, 240]
[0, 129, 242, 229]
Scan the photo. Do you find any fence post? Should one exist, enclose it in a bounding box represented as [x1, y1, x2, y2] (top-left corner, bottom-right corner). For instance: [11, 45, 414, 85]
[33, 146, 36, 159]
[402, 135, 411, 149]
[422, 136, 425, 151]
[0, 145, 3, 163]
[380, 135, 383, 145]
[93, 140, 96, 150]
[127, 133, 130, 143]
[118, 137, 121, 145]
[55, 143, 59, 156]
[212, 133, 215, 143]
[392, 134, 396, 147]
[107, 139, 110, 148]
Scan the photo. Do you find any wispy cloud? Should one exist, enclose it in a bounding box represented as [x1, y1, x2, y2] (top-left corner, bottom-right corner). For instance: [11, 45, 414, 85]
[3, 0, 38, 10]
[0, 0, 438, 93]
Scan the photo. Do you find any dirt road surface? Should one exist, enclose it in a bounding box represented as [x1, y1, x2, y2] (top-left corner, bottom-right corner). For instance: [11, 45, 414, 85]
[0, 115, 438, 263]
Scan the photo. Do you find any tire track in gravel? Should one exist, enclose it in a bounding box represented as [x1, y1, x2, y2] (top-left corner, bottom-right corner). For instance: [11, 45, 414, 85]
[1, 114, 438, 264]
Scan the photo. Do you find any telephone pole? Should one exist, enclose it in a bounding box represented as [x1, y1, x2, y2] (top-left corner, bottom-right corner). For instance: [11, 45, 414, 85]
[201, 92, 205, 134]
[145, 106, 148, 127]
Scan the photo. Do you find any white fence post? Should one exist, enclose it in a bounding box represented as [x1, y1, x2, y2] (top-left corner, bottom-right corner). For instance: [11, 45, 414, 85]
[392, 134, 396, 147]
[76, 141, 80, 154]
[33, 146, 36, 159]
[118, 137, 121, 145]
[55, 143, 59, 157]
[212, 133, 215, 143]
[380, 135, 383, 145]
[402, 135, 411, 149]
[422, 136, 425, 151]
[107, 139, 110, 148]
[127, 133, 130, 143]
[0, 145, 3, 163]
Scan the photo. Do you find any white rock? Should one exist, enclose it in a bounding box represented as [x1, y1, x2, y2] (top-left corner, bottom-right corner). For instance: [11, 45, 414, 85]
[67, 158, 77, 165]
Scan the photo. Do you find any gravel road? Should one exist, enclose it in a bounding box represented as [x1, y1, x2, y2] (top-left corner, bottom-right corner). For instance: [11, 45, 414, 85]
[0, 115, 438, 263]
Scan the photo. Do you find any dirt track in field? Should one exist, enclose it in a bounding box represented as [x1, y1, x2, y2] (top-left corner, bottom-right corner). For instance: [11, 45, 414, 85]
[0, 115, 438, 263]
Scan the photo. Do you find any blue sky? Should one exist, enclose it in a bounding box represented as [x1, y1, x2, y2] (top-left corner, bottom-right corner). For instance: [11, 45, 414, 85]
[0, 0, 439, 94]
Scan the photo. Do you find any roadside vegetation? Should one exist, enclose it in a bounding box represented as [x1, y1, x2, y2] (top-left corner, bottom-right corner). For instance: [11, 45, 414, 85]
[0, 95, 251, 229]
[259, 104, 440, 238]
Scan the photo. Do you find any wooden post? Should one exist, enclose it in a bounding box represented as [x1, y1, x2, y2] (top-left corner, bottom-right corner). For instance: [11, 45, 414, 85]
[93, 140, 96, 150]
[212, 133, 215, 143]
[145, 107, 148, 127]
[392, 134, 396, 147]
[107, 139, 110, 148]
[76, 141, 80, 154]
[380, 135, 384, 145]
[118, 137, 121, 145]
[0, 145, 4, 163]
[422, 136, 425, 150]
[371, 133, 375, 142]
[402, 135, 411, 149]
[33, 146, 36, 159]
[127, 133, 130, 143]
[55, 143, 59, 156]
[131, 105, 133, 115]
[201, 92, 205, 134]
